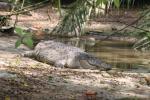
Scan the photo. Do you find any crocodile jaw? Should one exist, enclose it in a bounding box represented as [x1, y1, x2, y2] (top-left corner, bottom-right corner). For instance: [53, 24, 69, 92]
[87, 57, 112, 71]
[79, 60, 97, 69]
[67, 52, 112, 70]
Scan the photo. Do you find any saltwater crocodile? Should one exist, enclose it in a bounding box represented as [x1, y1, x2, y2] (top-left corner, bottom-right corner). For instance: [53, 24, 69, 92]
[24, 40, 112, 70]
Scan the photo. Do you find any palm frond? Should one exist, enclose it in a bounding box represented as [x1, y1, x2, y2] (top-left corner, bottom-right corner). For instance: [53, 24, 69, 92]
[133, 8, 150, 50]
[50, 0, 93, 37]
[50, 0, 121, 37]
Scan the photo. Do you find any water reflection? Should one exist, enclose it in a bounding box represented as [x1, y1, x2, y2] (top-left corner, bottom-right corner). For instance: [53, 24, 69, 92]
[54, 38, 150, 72]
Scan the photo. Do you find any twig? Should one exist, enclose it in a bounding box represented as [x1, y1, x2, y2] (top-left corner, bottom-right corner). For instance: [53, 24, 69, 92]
[13, 14, 18, 27]
[99, 8, 150, 42]
[6, 0, 50, 16]
[13, 0, 25, 27]
[117, 21, 150, 33]
[47, 5, 52, 22]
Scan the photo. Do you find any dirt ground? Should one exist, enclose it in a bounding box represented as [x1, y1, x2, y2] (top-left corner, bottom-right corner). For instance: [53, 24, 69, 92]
[0, 6, 150, 100]
[0, 36, 150, 100]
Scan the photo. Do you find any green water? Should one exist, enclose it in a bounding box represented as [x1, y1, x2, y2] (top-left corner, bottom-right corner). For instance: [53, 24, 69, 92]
[56, 38, 150, 72]
[87, 41, 150, 72]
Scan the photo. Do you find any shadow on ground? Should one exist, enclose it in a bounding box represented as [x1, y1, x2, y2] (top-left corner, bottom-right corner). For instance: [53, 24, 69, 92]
[0, 36, 149, 100]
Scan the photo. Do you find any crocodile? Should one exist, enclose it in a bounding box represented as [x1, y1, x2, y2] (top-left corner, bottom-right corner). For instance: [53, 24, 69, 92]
[24, 40, 112, 70]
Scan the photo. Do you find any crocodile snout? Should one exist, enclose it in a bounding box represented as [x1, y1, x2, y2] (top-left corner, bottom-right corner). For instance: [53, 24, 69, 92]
[87, 57, 112, 71]
[100, 62, 112, 71]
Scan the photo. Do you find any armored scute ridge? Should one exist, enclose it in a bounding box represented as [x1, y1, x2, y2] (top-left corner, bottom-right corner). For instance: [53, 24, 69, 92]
[24, 40, 112, 70]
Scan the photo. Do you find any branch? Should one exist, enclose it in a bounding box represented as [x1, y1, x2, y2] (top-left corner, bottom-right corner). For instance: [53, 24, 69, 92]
[99, 8, 150, 42]
[6, 0, 50, 16]
[117, 21, 150, 33]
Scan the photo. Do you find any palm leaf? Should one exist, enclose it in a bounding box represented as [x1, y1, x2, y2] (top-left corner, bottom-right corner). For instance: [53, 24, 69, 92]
[50, 0, 121, 37]
[133, 8, 150, 50]
[50, 0, 93, 37]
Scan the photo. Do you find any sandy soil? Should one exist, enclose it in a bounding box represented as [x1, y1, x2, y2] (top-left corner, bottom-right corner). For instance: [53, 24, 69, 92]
[0, 36, 150, 100]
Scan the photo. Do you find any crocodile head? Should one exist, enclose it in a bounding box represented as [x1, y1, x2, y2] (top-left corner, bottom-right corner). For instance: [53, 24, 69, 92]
[87, 57, 112, 71]
[77, 52, 112, 71]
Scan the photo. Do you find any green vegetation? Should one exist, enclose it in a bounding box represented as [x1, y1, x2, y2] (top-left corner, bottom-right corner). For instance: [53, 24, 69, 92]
[133, 8, 150, 50]
[51, 0, 121, 37]
[0, 0, 150, 50]
[15, 27, 33, 49]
